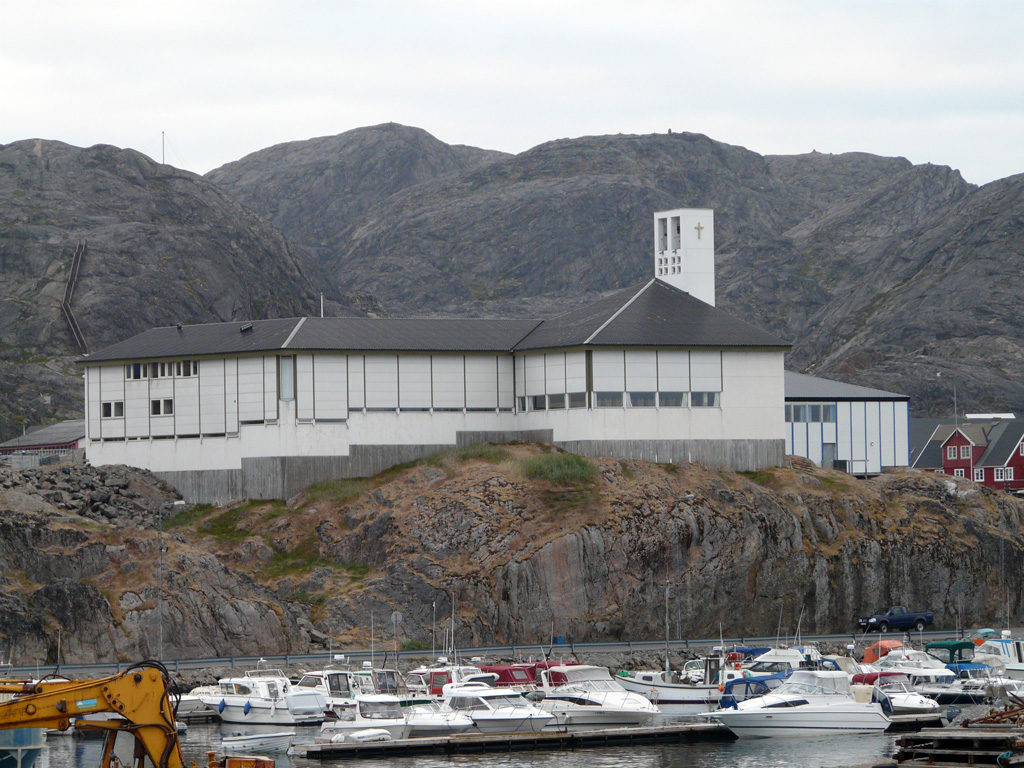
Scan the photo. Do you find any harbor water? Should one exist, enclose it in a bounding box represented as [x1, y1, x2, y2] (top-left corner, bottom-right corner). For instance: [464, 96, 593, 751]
[33, 720, 899, 768]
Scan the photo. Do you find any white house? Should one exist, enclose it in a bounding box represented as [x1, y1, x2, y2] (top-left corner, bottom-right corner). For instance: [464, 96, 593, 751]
[784, 371, 910, 474]
[80, 209, 790, 503]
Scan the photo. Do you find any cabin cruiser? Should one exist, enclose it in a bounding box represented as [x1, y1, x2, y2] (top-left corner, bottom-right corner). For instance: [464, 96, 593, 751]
[617, 656, 747, 715]
[294, 666, 378, 717]
[915, 663, 1024, 706]
[199, 666, 327, 725]
[403, 701, 476, 736]
[404, 658, 498, 698]
[318, 694, 411, 741]
[872, 648, 956, 687]
[975, 635, 1024, 681]
[538, 665, 659, 728]
[437, 683, 555, 734]
[850, 672, 941, 715]
[708, 670, 891, 738]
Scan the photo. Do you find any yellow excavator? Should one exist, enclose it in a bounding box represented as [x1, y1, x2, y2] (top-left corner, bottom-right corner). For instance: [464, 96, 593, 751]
[0, 661, 271, 768]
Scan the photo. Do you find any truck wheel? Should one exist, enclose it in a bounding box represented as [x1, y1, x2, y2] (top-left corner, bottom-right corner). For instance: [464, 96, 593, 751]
[914, 619, 926, 632]
[878, 621, 889, 633]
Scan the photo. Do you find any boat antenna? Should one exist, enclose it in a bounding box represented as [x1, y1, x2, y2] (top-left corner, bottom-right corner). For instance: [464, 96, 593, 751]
[432, 600, 436, 662]
[450, 591, 456, 664]
[370, 610, 375, 669]
[664, 581, 670, 674]
[775, 604, 783, 648]
[795, 605, 805, 646]
[55, 629, 61, 676]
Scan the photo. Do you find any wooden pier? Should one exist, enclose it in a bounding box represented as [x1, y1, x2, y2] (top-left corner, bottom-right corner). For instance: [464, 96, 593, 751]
[893, 726, 1024, 766]
[299, 722, 733, 760]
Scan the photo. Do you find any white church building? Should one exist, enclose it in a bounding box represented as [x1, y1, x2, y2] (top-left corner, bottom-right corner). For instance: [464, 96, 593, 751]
[81, 209, 791, 502]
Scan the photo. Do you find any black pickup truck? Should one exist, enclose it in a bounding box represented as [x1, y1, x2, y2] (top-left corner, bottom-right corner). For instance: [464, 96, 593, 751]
[857, 606, 934, 633]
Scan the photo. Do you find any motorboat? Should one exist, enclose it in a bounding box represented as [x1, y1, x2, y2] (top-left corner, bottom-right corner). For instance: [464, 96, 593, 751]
[438, 683, 555, 734]
[404, 658, 498, 697]
[850, 672, 940, 715]
[199, 665, 327, 725]
[176, 684, 218, 717]
[617, 659, 745, 715]
[538, 665, 659, 728]
[221, 729, 295, 754]
[403, 701, 476, 736]
[708, 670, 891, 738]
[975, 635, 1024, 681]
[318, 694, 411, 741]
[294, 667, 377, 717]
[872, 648, 955, 687]
[916, 663, 1024, 706]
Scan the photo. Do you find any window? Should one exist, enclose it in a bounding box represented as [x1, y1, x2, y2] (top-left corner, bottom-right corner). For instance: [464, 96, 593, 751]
[531, 395, 547, 411]
[953, 468, 965, 478]
[935, 469, 945, 475]
[947, 446, 957, 460]
[517, 396, 527, 412]
[279, 355, 295, 401]
[822, 404, 837, 423]
[785, 404, 792, 422]
[660, 392, 687, 407]
[995, 468, 1006, 482]
[809, 404, 822, 422]
[628, 391, 656, 408]
[657, 217, 668, 252]
[670, 216, 681, 250]
[960, 445, 971, 459]
[151, 399, 173, 416]
[568, 392, 587, 409]
[548, 393, 565, 409]
[1009, 468, 1015, 481]
[974, 468, 985, 482]
[594, 392, 623, 408]
[101, 401, 124, 418]
[1020, 443, 1024, 457]
[175, 359, 200, 377]
[126, 363, 147, 380]
[792, 404, 807, 422]
[692, 391, 720, 407]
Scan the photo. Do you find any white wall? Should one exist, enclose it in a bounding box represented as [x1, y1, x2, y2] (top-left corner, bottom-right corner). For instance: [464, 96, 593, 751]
[653, 208, 715, 306]
[785, 399, 910, 473]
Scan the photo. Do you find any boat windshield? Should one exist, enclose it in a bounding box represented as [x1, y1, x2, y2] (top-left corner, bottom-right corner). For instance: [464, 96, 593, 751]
[482, 693, 531, 709]
[773, 672, 852, 697]
[877, 650, 947, 670]
[296, 675, 321, 688]
[574, 679, 625, 693]
[359, 700, 402, 719]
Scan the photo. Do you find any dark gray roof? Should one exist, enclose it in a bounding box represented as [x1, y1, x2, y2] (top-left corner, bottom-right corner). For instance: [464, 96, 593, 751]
[785, 371, 909, 401]
[81, 279, 787, 364]
[977, 420, 1024, 467]
[909, 418, 957, 466]
[513, 280, 788, 351]
[290, 317, 543, 352]
[0, 419, 85, 449]
[912, 439, 944, 470]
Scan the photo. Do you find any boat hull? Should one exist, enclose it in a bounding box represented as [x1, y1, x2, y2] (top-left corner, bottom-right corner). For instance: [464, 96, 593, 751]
[469, 713, 554, 735]
[222, 731, 295, 754]
[712, 704, 891, 739]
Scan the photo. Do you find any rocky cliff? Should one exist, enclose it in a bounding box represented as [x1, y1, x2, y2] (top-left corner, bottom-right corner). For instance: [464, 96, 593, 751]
[1, 447, 1020, 663]
[0, 139, 378, 442]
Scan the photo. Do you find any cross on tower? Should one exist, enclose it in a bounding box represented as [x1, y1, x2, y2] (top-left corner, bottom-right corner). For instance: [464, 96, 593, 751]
[694, 222, 704, 240]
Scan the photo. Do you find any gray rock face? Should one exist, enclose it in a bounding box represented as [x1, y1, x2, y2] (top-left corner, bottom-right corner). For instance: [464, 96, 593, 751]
[0, 139, 375, 441]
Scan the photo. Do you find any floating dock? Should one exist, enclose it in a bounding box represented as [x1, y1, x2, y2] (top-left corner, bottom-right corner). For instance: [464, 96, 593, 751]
[893, 726, 1024, 766]
[299, 722, 732, 760]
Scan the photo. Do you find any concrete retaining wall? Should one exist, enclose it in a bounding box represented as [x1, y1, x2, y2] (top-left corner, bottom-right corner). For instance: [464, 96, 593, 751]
[158, 435, 784, 504]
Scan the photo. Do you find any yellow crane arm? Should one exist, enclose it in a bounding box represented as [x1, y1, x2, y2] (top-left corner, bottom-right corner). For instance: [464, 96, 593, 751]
[0, 662, 184, 768]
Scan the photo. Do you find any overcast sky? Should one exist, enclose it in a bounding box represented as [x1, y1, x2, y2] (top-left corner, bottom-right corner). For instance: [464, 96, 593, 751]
[4, 1, 1022, 185]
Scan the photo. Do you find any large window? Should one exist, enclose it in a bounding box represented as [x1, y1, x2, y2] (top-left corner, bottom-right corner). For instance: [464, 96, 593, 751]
[946, 446, 957, 460]
[628, 392, 656, 408]
[279, 356, 295, 401]
[595, 392, 623, 408]
[691, 391, 720, 407]
[102, 401, 124, 418]
[548, 393, 565, 409]
[568, 392, 587, 408]
[786, 402, 837, 423]
[960, 445, 971, 459]
[151, 399, 173, 416]
[531, 395, 547, 411]
[659, 392, 687, 407]
[995, 467, 1015, 482]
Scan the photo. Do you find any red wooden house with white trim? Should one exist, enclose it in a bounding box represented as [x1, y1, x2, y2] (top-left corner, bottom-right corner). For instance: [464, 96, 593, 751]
[927, 418, 1024, 493]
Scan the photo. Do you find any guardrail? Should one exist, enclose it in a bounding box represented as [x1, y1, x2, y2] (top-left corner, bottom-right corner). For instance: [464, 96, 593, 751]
[2, 628, 957, 680]
[61, 240, 87, 353]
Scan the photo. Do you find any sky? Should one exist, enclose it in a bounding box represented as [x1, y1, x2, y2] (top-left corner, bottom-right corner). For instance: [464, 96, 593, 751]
[4, 0, 1023, 185]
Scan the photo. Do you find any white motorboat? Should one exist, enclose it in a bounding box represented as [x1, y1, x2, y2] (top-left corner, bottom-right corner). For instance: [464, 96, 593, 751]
[200, 666, 327, 725]
[294, 667, 376, 718]
[403, 701, 476, 737]
[439, 683, 555, 734]
[916, 663, 1024, 706]
[709, 670, 891, 738]
[221, 730, 295, 754]
[538, 665, 659, 729]
[318, 694, 411, 741]
[404, 658, 498, 697]
[176, 685, 217, 717]
[975, 635, 1024, 681]
[872, 648, 956, 687]
[617, 658, 746, 715]
[850, 672, 941, 715]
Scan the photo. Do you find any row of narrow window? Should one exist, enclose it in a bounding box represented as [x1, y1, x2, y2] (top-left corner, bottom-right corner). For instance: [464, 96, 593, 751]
[946, 467, 1016, 482]
[785, 403, 838, 423]
[126, 360, 200, 380]
[518, 391, 720, 411]
[102, 399, 173, 417]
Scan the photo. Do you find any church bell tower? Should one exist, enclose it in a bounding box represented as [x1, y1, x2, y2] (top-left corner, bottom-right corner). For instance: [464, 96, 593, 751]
[653, 208, 715, 306]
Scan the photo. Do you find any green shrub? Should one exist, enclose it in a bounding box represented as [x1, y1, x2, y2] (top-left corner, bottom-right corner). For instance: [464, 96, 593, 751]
[198, 508, 248, 540]
[304, 478, 371, 506]
[457, 443, 510, 463]
[164, 503, 215, 529]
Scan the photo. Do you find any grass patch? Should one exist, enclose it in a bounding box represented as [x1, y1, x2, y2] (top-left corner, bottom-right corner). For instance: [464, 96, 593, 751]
[457, 443, 511, 463]
[518, 453, 597, 485]
[818, 475, 851, 492]
[283, 591, 327, 606]
[198, 508, 249, 540]
[401, 639, 430, 651]
[304, 478, 372, 506]
[739, 470, 777, 488]
[659, 462, 679, 473]
[165, 503, 215, 529]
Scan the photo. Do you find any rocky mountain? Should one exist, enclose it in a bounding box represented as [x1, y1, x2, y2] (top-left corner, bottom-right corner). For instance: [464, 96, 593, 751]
[0, 447, 1019, 663]
[0, 139, 376, 442]
[208, 124, 1024, 417]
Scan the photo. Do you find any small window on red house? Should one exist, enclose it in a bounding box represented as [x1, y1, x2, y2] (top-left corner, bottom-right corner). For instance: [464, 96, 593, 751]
[954, 468, 965, 478]
[960, 445, 971, 459]
[974, 468, 985, 482]
[947, 446, 957, 460]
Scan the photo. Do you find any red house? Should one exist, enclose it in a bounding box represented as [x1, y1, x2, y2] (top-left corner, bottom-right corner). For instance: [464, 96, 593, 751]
[932, 419, 1024, 493]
